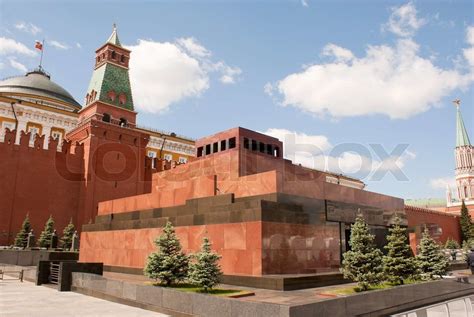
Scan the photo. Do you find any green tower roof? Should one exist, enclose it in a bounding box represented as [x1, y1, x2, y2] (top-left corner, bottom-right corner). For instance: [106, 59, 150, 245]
[456, 105, 471, 147]
[107, 24, 122, 47]
[86, 63, 133, 111]
[85, 25, 133, 111]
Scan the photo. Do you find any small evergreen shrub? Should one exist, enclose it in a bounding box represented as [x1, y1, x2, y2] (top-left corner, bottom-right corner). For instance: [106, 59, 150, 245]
[459, 200, 472, 243]
[383, 216, 419, 285]
[445, 238, 460, 250]
[144, 221, 189, 286]
[416, 227, 449, 280]
[341, 214, 384, 291]
[189, 237, 222, 292]
[38, 215, 55, 248]
[60, 219, 75, 250]
[14, 214, 31, 248]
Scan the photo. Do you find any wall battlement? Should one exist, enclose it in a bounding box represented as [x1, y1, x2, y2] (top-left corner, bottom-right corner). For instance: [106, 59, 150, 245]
[1, 128, 84, 156]
[145, 157, 186, 173]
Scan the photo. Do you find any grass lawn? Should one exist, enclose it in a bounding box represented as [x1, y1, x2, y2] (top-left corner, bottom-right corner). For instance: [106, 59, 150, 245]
[320, 279, 421, 296]
[145, 282, 254, 297]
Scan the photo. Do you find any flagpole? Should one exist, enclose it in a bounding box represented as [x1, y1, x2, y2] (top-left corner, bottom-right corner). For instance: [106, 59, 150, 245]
[39, 39, 44, 70]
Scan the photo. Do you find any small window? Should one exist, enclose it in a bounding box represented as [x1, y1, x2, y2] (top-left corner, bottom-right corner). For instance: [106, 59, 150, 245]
[107, 90, 116, 102]
[102, 113, 111, 123]
[118, 93, 127, 105]
[251, 140, 257, 151]
[243, 138, 249, 149]
[213, 142, 218, 153]
[111, 51, 116, 59]
[259, 142, 265, 153]
[274, 146, 280, 158]
[51, 131, 62, 141]
[205, 144, 211, 155]
[229, 137, 236, 149]
[121, 55, 125, 63]
[28, 126, 39, 142]
[164, 154, 173, 161]
[220, 140, 226, 151]
[266, 144, 273, 155]
[148, 151, 157, 168]
[119, 118, 127, 127]
[178, 157, 187, 164]
[197, 146, 203, 157]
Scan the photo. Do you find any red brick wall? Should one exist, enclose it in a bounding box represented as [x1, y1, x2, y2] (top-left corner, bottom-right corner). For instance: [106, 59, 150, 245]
[0, 118, 152, 246]
[0, 130, 84, 245]
[405, 205, 461, 253]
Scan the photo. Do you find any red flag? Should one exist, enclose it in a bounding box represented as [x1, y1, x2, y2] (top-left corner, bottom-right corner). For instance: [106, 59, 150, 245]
[35, 41, 43, 51]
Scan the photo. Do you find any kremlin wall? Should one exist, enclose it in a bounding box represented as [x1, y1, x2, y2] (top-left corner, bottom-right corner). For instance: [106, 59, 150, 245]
[0, 26, 467, 276]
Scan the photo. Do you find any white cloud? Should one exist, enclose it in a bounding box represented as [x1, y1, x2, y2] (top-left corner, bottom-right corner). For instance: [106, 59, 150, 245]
[0, 62, 4, 69]
[322, 43, 354, 62]
[8, 57, 27, 73]
[127, 37, 241, 113]
[15, 22, 41, 35]
[430, 177, 456, 190]
[301, 0, 308, 7]
[269, 39, 469, 119]
[177, 37, 211, 58]
[262, 128, 415, 179]
[76, 42, 82, 49]
[0, 37, 36, 56]
[267, 4, 473, 120]
[263, 128, 332, 153]
[49, 40, 69, 50]
[383, 2, 426, 37]
[464, 26, 474, 68]
[216, 63, 242, 84]
[264, 83, 274, 96]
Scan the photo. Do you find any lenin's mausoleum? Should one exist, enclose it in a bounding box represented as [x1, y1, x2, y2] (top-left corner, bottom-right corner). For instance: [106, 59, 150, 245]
[0, 27, 468, 280]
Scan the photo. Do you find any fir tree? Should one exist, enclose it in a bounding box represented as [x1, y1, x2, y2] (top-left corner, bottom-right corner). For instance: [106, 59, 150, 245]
[383, 216, 419, 285]
[445, 238, 460, 250]
[416, 227, 449, 280]
[144, 221, 189, 286]
[459, 200, 472, 243]
[60, 219, 75, 250]
[14, 214, 31, 248]
[189, 237, 222, 292]
[38, 215, 55, 248]
[342, 214, 384, 291]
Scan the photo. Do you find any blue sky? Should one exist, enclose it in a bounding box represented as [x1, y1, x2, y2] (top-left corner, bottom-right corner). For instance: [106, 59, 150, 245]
[0, 0, 473, 200]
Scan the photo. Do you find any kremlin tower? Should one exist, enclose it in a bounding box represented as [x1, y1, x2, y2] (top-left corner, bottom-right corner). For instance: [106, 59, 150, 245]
[447, 100, 474, 215]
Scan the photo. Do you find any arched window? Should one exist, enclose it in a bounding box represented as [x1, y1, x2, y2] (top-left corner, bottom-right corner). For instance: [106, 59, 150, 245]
[102, 113, 111, 123]
[465, 186, 469, 198]
[120, 55, 125, 63]
[118, 93, 127, 105]
[107, 90, 116, 102]
[119, 118, 127, 127]
[111, 51, 116, 59]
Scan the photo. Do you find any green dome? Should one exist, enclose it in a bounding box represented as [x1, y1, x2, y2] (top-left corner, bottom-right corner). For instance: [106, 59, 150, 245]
[0, 69, 81, 109]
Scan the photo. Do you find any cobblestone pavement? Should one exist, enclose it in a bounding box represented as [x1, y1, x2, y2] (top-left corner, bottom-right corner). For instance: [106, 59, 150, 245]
[0, 279, 168, 317]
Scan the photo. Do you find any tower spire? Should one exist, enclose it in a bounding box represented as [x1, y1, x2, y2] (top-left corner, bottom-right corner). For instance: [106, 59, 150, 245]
[454, 99, 471, 147]
[107, 23, 121, 47]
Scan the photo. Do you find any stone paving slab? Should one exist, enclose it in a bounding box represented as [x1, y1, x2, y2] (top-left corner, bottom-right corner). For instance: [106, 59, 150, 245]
[0, 279, 167, 317]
